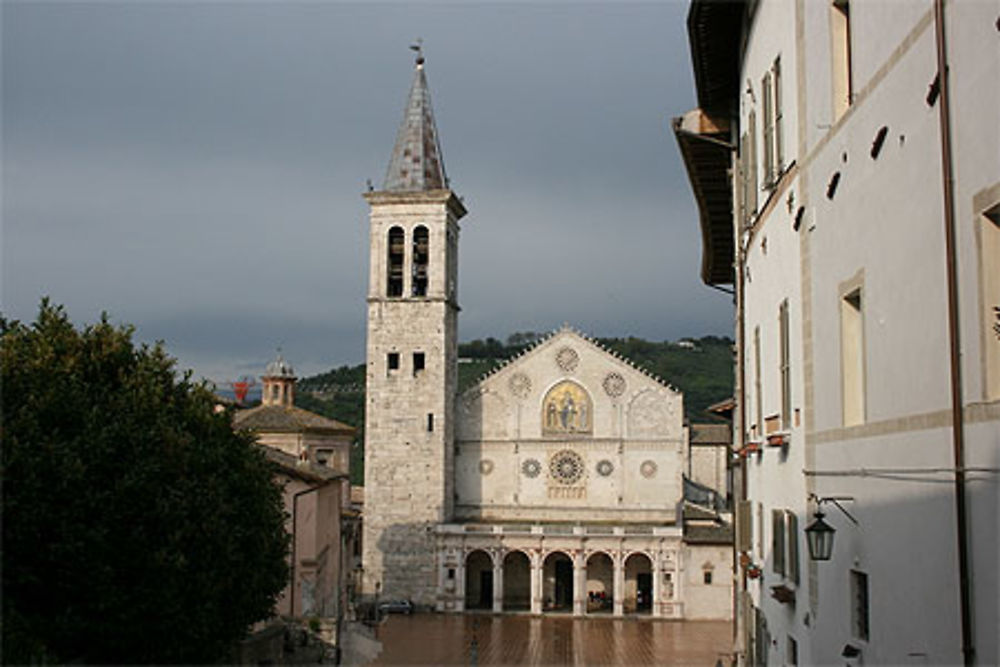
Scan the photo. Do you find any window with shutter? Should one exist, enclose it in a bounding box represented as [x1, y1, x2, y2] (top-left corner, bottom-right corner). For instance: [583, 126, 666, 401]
[772, 509, 786, 575]
[787, 510, 800, 583]
[779, 299, 791, 429]
[762, 71, 773, 187]
[774, 57, 784, 173]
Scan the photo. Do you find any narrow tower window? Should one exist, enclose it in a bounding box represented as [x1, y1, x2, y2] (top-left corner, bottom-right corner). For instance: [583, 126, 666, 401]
[387, 352, 400, 375]
[412, 225, 429, 297]
[413, 352, 425, 376]
[387, 226, 405, 297]
[841, 288, 865, 426]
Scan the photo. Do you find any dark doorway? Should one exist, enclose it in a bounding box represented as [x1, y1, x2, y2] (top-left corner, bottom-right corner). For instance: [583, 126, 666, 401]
[555, 560, 573, 609]
[636, 572, 652, 612]
[479, 571, 493, 609]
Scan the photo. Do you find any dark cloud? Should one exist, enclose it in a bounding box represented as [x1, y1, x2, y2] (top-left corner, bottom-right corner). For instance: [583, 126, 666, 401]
[2, 1, 730, 383]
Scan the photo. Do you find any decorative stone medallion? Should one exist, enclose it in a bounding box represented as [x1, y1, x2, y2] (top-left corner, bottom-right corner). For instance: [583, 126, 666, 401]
[549, 449, 585, 485]
[640, 460, 658, 479]
[521, 458, 542, 478]
[555, 347, 580, 373]
[596, 459, 615, 477]
[479, 459, 494, 475]
[602, 372, 626, 398]
[509, 372, 532, 399]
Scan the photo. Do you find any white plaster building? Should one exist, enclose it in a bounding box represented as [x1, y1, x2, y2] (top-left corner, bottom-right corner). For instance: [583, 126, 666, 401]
[675, 0, 999, 663]
[361, 51, 733, 621]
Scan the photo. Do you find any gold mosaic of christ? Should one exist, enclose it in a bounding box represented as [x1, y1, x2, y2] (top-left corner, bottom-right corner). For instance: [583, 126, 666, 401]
[542, 380, 592, 435]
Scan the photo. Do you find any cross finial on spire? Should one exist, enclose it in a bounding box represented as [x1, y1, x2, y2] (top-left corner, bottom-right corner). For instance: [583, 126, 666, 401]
[410, 38, 424, 67]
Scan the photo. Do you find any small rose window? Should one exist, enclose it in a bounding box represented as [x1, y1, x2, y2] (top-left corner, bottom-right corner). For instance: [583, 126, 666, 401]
[549, 450, 584, 485]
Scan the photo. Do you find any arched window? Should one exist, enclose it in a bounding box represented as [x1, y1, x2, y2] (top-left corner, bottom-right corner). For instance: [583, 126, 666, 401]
[387, 226, 404, 297]
[412, 225, 429, 296]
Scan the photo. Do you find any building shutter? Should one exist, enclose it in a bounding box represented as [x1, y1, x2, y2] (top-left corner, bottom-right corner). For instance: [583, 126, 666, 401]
[772, 509, 786, 575]
[737, 500, 753, 552]
[787, 510, 800, 583]
[762, 71, 773, 187]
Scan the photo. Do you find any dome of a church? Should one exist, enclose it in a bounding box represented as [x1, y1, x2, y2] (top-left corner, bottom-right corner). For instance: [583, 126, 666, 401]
[264, 351, 295, 378]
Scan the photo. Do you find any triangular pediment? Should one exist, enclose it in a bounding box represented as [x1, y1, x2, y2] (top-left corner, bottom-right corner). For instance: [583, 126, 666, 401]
[457, 327, 682, 442]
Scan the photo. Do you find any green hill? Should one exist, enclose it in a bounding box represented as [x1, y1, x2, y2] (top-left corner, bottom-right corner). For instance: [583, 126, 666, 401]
[296, 333, 734, 486]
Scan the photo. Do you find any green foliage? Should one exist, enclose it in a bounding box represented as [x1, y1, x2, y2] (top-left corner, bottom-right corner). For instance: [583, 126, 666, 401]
[1, 301, 289, 664]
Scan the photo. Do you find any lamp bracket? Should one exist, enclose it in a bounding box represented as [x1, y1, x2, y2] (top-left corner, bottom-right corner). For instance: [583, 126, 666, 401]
[809, 493, 859, 525]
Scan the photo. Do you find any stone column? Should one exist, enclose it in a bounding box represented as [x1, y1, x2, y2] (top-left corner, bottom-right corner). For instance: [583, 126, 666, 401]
[530, 551, 543, 615]
[613, 552, 624, 617]
[456, 555, 466, 613]
[573, 551, 586, 617]
[492, 553, 504, 613]
[652, 553, 662, 618]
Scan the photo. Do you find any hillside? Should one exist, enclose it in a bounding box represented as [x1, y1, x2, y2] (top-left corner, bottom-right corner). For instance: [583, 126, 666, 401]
[295, 333, 734, 486]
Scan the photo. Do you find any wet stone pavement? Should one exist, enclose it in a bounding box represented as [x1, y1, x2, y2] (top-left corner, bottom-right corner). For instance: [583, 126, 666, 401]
[367, 614, 732, 666]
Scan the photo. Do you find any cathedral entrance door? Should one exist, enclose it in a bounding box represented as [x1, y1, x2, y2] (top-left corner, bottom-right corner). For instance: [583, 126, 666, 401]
[465, 550, 494, 610]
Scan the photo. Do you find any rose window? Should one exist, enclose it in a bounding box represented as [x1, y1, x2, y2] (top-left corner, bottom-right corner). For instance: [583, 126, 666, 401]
[640, 460, 658, 479]
[555, 347, 580, 373]
[549, 450, 585, 485]
[509, 372, 532, 399]
[602, 372, 626, 398]
[521, 458, 542, 478]
[596, 459, 615, 477]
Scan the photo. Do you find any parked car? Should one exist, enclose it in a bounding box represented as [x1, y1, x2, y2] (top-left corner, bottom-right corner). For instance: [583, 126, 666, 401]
[377, 598, 414, 615]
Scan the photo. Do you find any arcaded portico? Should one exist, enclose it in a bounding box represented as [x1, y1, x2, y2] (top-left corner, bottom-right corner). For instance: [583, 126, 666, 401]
[436, 523, 697, 618]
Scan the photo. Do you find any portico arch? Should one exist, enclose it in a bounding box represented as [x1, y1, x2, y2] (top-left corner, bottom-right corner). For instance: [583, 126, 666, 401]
[465, 549, 494, 610]
[542, 551, 574, 612]
[502, 550, 531, 611]
[624, 552, 653, 614]
[585, 552, 614, 614]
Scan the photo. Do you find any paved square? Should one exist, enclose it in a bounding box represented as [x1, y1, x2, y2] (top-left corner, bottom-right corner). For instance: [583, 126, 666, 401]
[368, 614, 733, 666]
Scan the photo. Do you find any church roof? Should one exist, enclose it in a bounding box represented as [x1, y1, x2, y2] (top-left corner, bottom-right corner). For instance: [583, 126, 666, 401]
[690, 423, 730, 445]
[262, 446, 346, 484]
[234, 404, 356, 435]
[382, 51, 449, 192]
[462, 325, 680, 396]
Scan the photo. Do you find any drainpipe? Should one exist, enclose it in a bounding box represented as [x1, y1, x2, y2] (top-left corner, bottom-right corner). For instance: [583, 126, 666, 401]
[735, 229, 748, 663]
[933, 1, 973, 664]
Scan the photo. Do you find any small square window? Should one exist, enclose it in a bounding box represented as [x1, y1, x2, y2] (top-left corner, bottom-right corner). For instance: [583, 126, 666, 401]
[413, 352, 425, 375]
[387, 352, 400, 373]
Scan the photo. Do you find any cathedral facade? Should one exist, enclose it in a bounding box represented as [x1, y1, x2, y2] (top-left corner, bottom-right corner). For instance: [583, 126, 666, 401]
[361, 52, 731, 620]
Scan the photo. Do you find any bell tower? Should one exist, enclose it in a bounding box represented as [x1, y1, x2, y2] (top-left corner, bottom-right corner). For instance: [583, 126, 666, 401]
[361, 47, 466, 606]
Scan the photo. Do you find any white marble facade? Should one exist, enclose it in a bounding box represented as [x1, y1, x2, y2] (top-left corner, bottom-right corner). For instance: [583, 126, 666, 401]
[433, 329, 730, 619]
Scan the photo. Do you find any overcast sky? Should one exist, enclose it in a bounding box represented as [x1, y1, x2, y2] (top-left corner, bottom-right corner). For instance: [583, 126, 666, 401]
[2, 1, 732, 383]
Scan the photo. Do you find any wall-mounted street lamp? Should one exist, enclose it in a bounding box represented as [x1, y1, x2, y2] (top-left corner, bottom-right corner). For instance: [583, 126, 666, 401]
[804, 495, 858, 561]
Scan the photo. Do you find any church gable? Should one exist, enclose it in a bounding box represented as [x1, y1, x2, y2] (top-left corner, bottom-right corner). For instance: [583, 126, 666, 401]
[456, 328, 682, 442]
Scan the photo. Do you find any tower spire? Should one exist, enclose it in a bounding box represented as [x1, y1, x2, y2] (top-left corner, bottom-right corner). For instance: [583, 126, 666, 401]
[382, 44, 448, 192]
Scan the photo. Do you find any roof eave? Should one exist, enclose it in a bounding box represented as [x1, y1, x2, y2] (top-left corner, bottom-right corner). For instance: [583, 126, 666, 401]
[672, 113, 735, 287]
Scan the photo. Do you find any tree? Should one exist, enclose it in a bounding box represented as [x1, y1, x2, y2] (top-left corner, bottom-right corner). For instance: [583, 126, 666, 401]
[1, 301, 289, 664]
